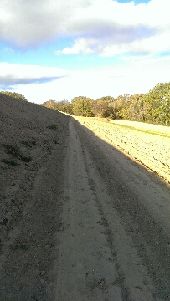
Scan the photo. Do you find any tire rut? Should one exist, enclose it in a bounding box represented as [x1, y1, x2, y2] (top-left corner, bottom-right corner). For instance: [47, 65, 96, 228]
[85, 172, 130, 301]
[55, 119, 123, 300]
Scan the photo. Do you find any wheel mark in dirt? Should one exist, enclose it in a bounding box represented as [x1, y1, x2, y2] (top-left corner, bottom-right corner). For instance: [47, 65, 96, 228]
[55, 119, 124, 301]
[82, 148, 130, 301]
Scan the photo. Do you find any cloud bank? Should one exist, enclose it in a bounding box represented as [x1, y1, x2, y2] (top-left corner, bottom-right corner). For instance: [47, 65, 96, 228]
[0, 0, 169, 55]
[1, 56, 169, 103]
[0, 75, 64, 87]
[0, 63, 67, 88]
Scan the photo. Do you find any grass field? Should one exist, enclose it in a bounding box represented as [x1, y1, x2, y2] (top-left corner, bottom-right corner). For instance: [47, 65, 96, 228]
[110, 120, 170, 138]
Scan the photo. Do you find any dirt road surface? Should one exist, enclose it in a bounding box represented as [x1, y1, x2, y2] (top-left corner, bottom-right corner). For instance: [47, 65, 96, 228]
[55, 118, 170, 301]
[0, 99, 170, 301]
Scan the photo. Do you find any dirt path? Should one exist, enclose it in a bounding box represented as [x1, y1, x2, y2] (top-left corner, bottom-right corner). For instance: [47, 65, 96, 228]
[56, 118, 170, 301]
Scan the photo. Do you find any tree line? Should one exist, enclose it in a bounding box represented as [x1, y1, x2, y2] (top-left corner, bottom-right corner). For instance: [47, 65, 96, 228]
[43, 83, 170, 126]
[1, 83, 169, 126]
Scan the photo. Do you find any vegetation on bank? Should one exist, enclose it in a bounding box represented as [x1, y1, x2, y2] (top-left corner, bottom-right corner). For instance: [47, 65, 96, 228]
[43, 83, 170, 126]
[0, 91, 27, 102]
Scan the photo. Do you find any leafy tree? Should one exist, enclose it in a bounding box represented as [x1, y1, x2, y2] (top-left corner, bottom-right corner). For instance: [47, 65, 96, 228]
[56, 100, 73, 114]
[72, 96, 94, 116]
[43, 99, 56, 110]
[119, 94, 144, 121]
[93, 96, 115, 118]
[43, 99, 73, 114]
[42, 82, 170, 125]
[142, 83, 170, 125]
[96, 96, 115, 102]
[113, 94, 131, 119]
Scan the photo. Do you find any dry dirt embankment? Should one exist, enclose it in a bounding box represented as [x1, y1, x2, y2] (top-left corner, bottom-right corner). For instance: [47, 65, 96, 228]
[0, 95, 69, 300]
[74, 116, 170, 184]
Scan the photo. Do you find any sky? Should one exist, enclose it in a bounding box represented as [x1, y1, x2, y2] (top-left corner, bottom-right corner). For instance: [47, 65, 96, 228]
[0, 0, 170, 103]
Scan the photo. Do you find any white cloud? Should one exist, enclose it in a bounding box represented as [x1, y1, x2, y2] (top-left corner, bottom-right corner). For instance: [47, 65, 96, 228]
[55, 0, 170, 56]
[0, 63, 66, 78]
[1, 56, 169, 103]
[56, 38, 95, 55]
[0, 0, 72, 46]
[100, 29, 170, 56]
[56, 27, 170, 56]
[0, 62, 67, 88]
[0, 0, 169, 56]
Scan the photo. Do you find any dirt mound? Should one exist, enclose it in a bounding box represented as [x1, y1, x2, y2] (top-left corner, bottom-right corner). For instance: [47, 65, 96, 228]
[0, 95, 69, 300]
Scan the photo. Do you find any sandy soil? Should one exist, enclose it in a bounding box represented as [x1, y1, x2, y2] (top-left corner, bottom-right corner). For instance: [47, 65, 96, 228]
[74, 116, 170, 184]
[0, 96, 69, 300]
[1, 98, 170, 300]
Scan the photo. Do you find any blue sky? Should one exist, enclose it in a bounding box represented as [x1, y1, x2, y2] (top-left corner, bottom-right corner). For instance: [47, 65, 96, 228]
[0, 0, 170, 103]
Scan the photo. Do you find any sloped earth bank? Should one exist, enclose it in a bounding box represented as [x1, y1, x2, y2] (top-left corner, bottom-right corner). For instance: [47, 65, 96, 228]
[0, 99, 170, 300]
[74, 117, 170, 184]
[0, 97, 69, 300]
